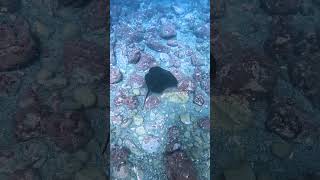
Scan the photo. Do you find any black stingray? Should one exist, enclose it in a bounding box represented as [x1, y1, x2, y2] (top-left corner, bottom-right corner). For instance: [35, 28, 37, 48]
[143, 66, 178, 108]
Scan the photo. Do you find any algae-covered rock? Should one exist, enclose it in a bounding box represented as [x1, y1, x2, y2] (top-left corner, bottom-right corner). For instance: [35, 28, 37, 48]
[161, 92, 189, 104]
[212, 95, 253, 131]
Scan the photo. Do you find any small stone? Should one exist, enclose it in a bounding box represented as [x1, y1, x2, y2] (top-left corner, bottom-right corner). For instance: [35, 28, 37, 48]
[127, 48, 141, 64]
[193, 93, 205, 106]
[180, 113, 191, 125]
[167, 39, 178, 47]
[136, 127, 146, 135]
[133, 115, 144, 126]
[271, 141, 293, 159]
[160, 24, 177, 39]
[110, 67, 122, 84]
[112, 164, 129, 179]
[141, 136, 161, 154]
[73, 87, 96, 108]
[132, 88, 140, 95]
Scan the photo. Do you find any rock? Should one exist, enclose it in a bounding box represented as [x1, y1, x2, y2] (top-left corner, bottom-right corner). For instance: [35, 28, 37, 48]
[8, 168, 41, 180]
[215, 49, 277, 101]
[0, 16, 38, 71]
[145, 39, 169, 53]
[75, 167, 106, 180]
[145, 95, 161, 109]
[271, 141, 293, 159]
[160, 24, 177, 39]
[180, 113, 191, 125]
[112, 164, 130, 179]
[73, 86, 97, 108]
[193, 93, 205, 106]
[0, 72, 22, 97]
[127, 48, 141, 64]
[161, 92, 189, 104]
[266, 97, 303, 140]
[260, 0, 302, 15]
[110, 67, 122, 84]
[172, 5, 184, 14]
[136, 53, 157, 70]
[111, 146, 130, 166]
[127, 73, 145, 88]
[63, 39, 105, 84]
[114, 93, 139, 110]
[224, 162, 255, 180]
[82, 0, 109, 31]
[133, 115, 144, 126]
[198, 117, 210, 130]
[141, 135, 161, 154]
[167, 39, 178, 47]
[194, 23, 210, 39]
[165, 150, 198, 180]
[136, 126, 146, 135]
[44, 111, 93, 152]
[178, 79, 196, 92]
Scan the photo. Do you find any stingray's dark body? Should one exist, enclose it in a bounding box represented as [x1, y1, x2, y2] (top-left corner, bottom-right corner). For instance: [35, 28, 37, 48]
[143, 66, 178, 107]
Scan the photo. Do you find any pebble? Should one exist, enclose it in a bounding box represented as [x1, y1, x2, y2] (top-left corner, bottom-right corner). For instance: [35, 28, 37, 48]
[132, 88, 140, 95]
[73, 86, 97, 108]
[136, 126, 146, 135]
[141, 136, 161, 154]
[133, 115, 144, 126]
[180, 113, 191, 125]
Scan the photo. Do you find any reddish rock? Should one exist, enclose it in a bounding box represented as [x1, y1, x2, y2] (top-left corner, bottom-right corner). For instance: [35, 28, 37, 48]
[126, 48, 141, 64]
[110, 67, 122, 84]
[110, 145, 130, 166]
[198, 117, 210, 130]
[194, 23, 210, 39]
[8, 168, 41, 180]
[0, 16, 37, 71]
[192, 67, 204, 82]
[44, 111, 93, 152]
[114, 92, 139, 110]
[127, 73, 145, 88]
[178, 79, 196, 92]
[160, 24, 177, 39]
[145, 39, 169, 53]
[63, 39, 106, 84]
[136, 53, 157, 71]
[0, 72, 22, 96]
[165, 150, 198, 180]
[82, 0, 106, 31]
[145, 95, 160, 109]
[215, 49, 278, 100]
[193, 93, 205, 106]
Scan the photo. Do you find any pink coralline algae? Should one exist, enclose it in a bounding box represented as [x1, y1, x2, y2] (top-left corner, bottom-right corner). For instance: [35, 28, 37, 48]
[145, 95, 161, 109]
[110, 67, 123, 84]
[178, 79, 196, 92]
[114, 92, 139, 110]
[0, 16, 37, 71]
[136, 53, 157, 71]
[127, 73, 145, 88]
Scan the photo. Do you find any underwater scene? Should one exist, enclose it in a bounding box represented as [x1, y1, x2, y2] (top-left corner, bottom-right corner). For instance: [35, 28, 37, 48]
[110, 0, 210, 179]
[213, 0, 320, 179]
